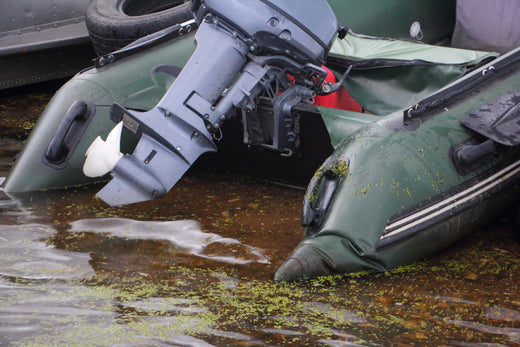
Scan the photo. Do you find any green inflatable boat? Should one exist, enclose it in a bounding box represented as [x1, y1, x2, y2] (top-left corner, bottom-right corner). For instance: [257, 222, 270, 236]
[3, 0, 520, 281]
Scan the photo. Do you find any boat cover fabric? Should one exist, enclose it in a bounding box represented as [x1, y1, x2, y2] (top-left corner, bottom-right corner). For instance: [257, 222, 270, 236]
[319, 107, 379, 148]
[451, 0, 520, 55]
[329, 32, 494, 66]
[326, 32, 497, 115]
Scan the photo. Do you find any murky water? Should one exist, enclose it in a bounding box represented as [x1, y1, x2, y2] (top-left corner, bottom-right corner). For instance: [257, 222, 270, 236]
[1, 82, 520, 346]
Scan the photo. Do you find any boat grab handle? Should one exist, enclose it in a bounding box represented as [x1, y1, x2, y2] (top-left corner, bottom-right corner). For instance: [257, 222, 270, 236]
[42, 100, 96, 170]
[302, 156, 348, 235]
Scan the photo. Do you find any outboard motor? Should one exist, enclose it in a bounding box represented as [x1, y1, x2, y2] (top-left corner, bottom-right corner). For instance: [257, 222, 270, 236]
[84, 0, 339, 206]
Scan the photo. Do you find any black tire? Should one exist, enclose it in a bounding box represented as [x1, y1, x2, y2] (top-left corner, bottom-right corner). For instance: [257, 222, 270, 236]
[85, 0, 193, 56]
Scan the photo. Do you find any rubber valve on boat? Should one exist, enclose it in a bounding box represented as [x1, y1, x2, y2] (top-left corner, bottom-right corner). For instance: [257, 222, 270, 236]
[83, 121, 123, 178]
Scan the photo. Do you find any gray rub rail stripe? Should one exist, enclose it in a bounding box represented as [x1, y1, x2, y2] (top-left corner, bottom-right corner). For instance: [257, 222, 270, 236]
[381, 158, 520, 239]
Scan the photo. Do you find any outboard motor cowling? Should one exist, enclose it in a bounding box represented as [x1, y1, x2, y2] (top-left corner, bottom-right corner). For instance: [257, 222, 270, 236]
[84, 0, 339, 206]
[192, 0, 338, 65]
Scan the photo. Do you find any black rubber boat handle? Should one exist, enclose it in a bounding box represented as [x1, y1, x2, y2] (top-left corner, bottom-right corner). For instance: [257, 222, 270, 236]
[302, 156, 346, 235]
[455, 139, 497, 167]
[42, 100, 96, 170]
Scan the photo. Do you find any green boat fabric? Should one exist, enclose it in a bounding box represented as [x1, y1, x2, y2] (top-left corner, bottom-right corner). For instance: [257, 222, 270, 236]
[319, 107, 379, 148]
[275, 51, 520, 281]
[326, 32, 498, 115]
[327, 0, 456, 45]
[329, 32, 496, 65]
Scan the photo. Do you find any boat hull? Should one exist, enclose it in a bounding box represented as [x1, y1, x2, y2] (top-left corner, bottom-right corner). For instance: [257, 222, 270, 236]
[0, 0, 94, 89]
[4, 34, 194, 192]
[275, 49, 520, 280]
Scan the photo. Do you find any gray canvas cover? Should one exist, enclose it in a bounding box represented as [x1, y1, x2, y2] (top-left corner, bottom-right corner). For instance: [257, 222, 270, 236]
[452, 0, 520, 54]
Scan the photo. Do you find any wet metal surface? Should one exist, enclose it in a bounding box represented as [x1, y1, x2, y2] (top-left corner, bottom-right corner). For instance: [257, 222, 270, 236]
[1, 82, 520, 345]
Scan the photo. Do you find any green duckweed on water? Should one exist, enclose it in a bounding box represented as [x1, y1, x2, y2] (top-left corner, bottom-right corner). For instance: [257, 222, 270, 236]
[9, 225, 520, 346]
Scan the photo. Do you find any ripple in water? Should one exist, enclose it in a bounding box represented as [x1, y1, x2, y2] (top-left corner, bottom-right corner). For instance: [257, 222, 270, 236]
[0, 223, 94, 280]
[69, 218, 270, 265]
